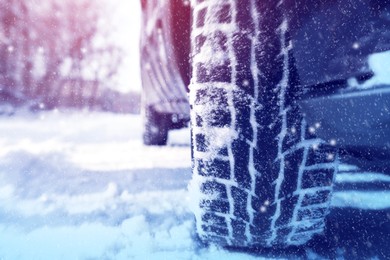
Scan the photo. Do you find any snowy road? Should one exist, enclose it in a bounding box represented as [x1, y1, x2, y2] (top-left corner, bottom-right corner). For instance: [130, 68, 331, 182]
[0, 111, 389, 259]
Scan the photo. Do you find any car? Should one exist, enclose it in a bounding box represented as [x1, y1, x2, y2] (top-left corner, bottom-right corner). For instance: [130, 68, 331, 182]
[140, 0, 390, 248]
[140, 0, 191, 145]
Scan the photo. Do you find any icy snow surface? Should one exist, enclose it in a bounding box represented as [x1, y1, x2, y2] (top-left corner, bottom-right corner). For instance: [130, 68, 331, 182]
[348, 50, 390, 89]
[0, 111, 389, 259]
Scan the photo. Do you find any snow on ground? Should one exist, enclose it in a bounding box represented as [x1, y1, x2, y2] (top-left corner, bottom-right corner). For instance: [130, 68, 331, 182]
[348, 50, 390, 89]
[0, 111, 259, 260]
[0, 111, 389, 259]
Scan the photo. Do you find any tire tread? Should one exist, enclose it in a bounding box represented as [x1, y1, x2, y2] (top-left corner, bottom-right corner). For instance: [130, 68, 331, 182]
[189, 0, 337, 247]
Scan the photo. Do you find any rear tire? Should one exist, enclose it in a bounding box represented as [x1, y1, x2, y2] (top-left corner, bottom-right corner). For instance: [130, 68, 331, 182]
[143, 107, 169, 146]
[188, 0, 338, 247]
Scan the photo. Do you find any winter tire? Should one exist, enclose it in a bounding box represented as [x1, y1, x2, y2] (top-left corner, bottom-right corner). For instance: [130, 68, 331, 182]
[140, 0, 191, 146]
[143, 106, 169, 146]
[188, 0, 338, 248]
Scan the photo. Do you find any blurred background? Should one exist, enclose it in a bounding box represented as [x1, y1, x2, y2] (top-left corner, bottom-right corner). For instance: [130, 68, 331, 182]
[0, 0, 141, 114]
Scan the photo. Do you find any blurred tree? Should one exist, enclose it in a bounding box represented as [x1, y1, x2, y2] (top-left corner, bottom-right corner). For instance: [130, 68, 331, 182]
[0, 0, 126, 111]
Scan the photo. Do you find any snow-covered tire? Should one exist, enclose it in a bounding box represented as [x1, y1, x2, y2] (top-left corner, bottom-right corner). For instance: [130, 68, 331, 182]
[143, 107, 169, 146]
[188, 0, 338, 248]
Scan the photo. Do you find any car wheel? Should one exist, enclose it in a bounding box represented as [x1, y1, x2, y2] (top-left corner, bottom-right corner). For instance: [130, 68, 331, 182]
[188, 0, 338, 247]
[143, 106, 169, 146]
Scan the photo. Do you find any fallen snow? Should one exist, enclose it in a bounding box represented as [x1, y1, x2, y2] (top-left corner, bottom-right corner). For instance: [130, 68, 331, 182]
[348, 50, 390, 89]
[0, 111, 389, 259]
[0, 111, 261, 259]
[332, 191, 390, 210]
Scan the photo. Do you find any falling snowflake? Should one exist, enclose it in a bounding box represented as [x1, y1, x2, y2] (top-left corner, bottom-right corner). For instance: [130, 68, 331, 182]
[242, 79, 250, 86]
[327, 153, 335, 161]
[291, 127, 297, 134]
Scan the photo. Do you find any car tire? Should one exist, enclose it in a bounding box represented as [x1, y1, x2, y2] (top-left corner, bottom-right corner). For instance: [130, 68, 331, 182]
[188, 0, 338, 247]
[143, 106, 169, 146]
